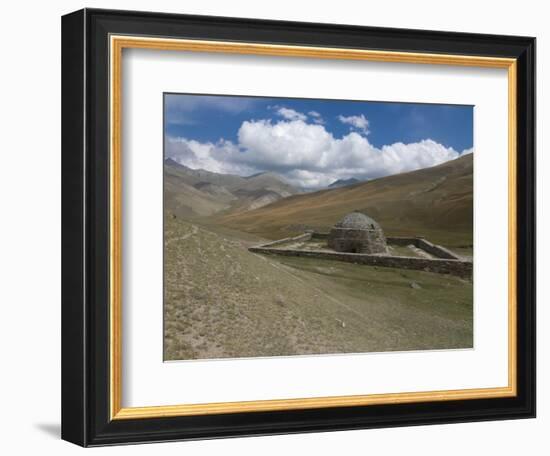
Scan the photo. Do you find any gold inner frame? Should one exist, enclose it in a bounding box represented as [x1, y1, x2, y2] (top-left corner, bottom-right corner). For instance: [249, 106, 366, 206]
[109, 35, 518, 420]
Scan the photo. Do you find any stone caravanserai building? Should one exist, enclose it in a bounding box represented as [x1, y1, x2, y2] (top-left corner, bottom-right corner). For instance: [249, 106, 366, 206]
[327, 211, 388, 254]
[249, 209, 472, 278]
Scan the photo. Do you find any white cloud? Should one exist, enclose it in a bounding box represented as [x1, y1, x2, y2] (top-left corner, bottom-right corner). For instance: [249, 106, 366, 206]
[166, 137, 255, 176]
[275, 107, 307, 121]
[462, 147, 474, 155]
[338, 114, 370, 134]
[308, 110, 325, 124]
[166, 118, 466, 188]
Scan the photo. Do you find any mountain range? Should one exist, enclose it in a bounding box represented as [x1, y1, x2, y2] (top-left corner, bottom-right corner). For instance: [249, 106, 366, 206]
[165, 154, 473, 246]
[164, 158, 300, 217]
[218, 154, 473, 246]
[328, 177, 360, 188]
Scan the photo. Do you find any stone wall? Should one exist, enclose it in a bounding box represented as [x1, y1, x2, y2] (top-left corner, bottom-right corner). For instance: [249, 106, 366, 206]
[310, 232, 329, 240]
[386, 236, 418, 246]
[387, 237, 461, 260]
[248, 246, 472, 279]
[256, 232, 312, 248]
[414, 238, 461, 260]
[328, 228, 388, 254]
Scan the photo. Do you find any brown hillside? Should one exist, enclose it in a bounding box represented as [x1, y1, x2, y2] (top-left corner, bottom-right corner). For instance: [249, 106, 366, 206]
[218, 154, 473, 246]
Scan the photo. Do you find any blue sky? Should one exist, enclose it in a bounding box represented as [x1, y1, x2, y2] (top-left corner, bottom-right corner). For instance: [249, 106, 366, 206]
[164, 93, 473, 188]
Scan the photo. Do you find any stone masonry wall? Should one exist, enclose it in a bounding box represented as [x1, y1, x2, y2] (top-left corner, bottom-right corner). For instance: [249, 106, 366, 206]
[328, 228, 388, 254]
[386, 236, 418, 246]
[257, 232, 312, 248]
[387, 237, 461, 260]
[248, 246, 472, 279]
[310, 232, 329, 240]
[414, 238, 461, 260]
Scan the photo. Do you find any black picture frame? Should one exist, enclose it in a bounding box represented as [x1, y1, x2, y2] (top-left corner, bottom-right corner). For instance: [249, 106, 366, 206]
[62, 8, 536, 447]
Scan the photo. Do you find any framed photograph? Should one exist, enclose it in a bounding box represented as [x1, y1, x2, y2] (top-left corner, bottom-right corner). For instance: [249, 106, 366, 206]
[61, 8, 535, 447]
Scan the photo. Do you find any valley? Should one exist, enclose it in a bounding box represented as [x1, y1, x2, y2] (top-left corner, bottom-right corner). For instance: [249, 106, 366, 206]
[163, 155, 474, 360]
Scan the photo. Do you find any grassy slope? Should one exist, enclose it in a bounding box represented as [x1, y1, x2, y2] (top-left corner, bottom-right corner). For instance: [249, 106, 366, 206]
[164, 217, 472, 361]
[218, 154, 473, 246]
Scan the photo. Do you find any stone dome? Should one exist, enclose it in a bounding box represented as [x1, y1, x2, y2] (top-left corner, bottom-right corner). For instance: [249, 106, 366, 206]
[328, 211, 387, 254]
[333, 211, 382, 231]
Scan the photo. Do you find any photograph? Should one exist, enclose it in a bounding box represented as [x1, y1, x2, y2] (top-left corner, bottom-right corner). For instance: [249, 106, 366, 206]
[56, 5, 536, 448]
[163, 93, 475, 361]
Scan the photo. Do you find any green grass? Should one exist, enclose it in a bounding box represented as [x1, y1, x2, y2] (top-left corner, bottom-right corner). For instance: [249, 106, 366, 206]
[164, 217, 473, 361]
